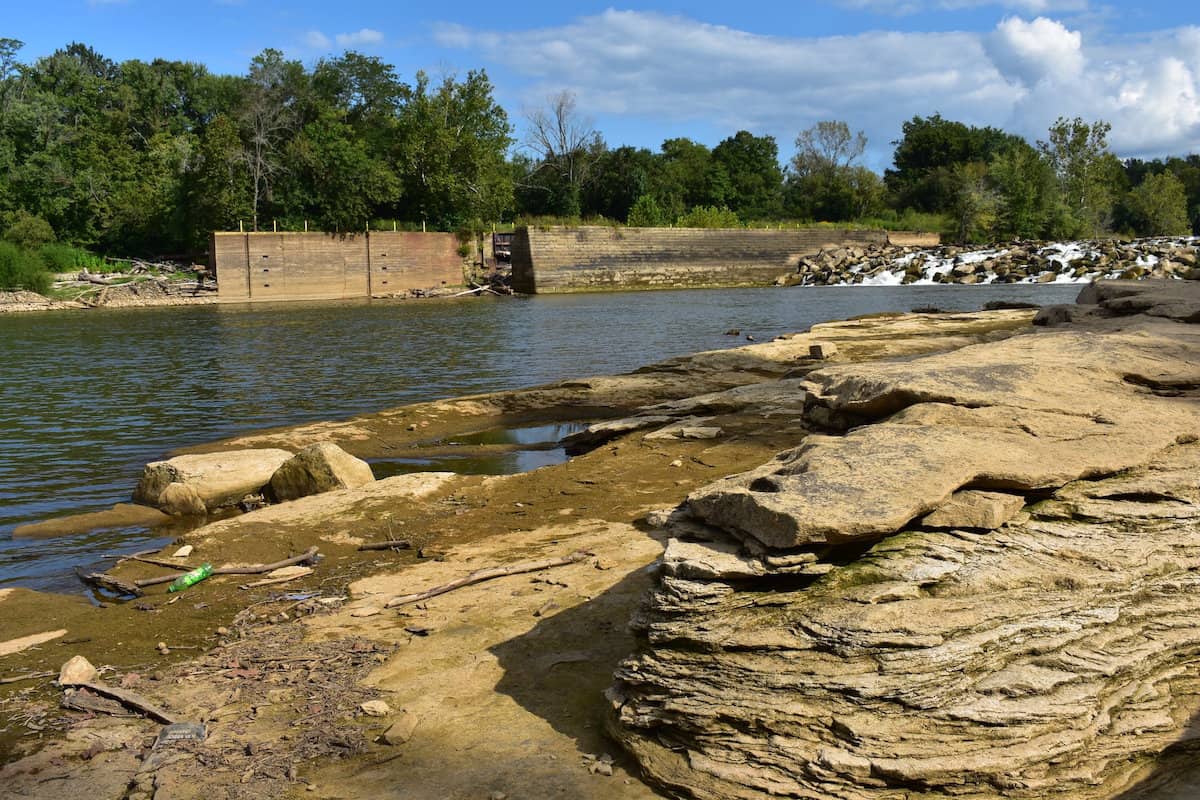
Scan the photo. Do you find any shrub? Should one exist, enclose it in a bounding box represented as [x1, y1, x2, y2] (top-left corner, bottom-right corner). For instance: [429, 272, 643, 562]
[0, 241, 52, 294]
[3, 211, 56, 250]
[675, 205, 741, 228]
[39, 243, 107, 273]
[627, 195, 667, 227]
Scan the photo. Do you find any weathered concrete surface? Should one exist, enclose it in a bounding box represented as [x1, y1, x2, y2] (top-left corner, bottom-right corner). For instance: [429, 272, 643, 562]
[608, 280, 1200, 800]
[133, 449, 293, 514]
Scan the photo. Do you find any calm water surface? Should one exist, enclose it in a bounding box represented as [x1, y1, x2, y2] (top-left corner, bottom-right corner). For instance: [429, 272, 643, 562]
[0, 283, 1082, 594]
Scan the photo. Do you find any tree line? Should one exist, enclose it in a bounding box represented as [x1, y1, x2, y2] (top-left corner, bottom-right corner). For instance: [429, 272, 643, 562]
[0, 39, 1197, 292]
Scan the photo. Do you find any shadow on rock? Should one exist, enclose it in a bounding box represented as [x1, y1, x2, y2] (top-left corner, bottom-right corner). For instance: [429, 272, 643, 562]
[488, 562, 662, 773]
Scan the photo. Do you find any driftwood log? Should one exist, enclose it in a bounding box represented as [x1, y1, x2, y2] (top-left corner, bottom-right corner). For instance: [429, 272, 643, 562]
[0, 671, 55, 685]
[75, 567, 143, 597]
[358, 540, 413, 552]
[68, 681, 178, 724]
[134, 546, 321, 589]
[385, 550, 590, 608]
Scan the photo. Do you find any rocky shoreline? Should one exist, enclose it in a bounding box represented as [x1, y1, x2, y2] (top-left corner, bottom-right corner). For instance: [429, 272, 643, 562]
[786, 236, 1200, 287]
[1, 279, 1198, 799]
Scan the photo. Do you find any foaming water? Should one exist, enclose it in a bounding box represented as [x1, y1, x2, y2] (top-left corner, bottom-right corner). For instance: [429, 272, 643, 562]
[0, 283, 1081, 594]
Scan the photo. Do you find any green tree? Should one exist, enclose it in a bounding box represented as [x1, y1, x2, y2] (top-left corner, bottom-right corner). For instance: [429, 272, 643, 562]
[581, 145, 655, 221]
[988, 141, 1057, 239]
[282, 107, 398, 232]
[1038, 117, 1125, 237]
[238, 49, 306, 231]
[711, 130, 782, 220]
[1124, 171, 1190, 236]
[186, 114, 254, 242]
[946, 162, 997, 242]
[786, 121, 881, 221]
[644, 138, 728, 220]
[3, 209, 55, 248]
[393, 70, 513, 229]
[886, 114, 1023, 213]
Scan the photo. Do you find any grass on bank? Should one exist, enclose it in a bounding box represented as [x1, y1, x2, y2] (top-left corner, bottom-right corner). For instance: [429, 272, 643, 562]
[492, 209, 951, 235]
[0, 241, 127, 295]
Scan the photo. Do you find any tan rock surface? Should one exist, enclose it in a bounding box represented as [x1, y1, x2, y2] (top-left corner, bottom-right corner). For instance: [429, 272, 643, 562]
[921, 489, 1026, 529]
[268, 441, 375, 502]
[609, 281, 1200, 800]
[133, 448, 293, 513]
[12, 502, 171, 538]
[688, 314, 1200, 547]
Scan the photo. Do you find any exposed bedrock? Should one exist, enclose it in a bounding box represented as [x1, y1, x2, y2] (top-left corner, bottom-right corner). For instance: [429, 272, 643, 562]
[607, 282, 1200, 799]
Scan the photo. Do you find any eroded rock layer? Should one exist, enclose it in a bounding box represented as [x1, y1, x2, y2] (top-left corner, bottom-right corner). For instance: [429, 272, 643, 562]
[608, 282, 1200, 799]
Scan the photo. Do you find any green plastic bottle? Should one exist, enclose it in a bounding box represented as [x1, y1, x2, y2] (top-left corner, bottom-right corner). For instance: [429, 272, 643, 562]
[167, 563, 213, 593]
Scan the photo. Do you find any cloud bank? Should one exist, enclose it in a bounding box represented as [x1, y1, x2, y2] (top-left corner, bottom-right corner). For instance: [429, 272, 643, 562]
[436, 10, 1200, 165]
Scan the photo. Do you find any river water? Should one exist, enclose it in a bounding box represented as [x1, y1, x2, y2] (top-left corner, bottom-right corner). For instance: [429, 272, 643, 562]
[0, 283, 1082, 594]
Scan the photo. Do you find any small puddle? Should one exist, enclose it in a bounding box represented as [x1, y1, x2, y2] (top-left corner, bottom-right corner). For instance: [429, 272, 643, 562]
[370, 421, 589, 478]
[443, 422, 589, 447]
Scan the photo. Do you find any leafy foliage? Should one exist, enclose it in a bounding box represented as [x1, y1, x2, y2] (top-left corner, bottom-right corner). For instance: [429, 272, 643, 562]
[0, 241, 51, 292]
[626, 195, 667, 227]
[0, 36, 1195, 264]
[1123, 172, 1191, 236]
[676, 205, 741, 228]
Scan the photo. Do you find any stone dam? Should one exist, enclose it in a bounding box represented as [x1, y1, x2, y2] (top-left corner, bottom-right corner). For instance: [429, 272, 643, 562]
[211, 227, 940, 301]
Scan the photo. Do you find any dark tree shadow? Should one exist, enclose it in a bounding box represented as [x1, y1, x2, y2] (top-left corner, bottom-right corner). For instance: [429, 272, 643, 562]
[488, 560, 669, 794]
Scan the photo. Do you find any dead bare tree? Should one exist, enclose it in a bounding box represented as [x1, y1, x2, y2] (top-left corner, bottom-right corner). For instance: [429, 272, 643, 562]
[521, 90, 603, 211]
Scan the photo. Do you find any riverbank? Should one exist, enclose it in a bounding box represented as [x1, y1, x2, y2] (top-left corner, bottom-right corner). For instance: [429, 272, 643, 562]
[0, 275, 474, 314]
[1, 280, 1198, 799]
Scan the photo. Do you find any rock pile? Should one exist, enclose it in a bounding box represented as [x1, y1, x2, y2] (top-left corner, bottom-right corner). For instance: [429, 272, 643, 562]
[607, 281, 1200, 799]
[786, 237, 1200, 287]
[134, 442, 375, 515]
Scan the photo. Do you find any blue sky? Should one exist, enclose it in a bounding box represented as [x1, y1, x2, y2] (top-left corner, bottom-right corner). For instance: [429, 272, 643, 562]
[5, 1, 1200, 169]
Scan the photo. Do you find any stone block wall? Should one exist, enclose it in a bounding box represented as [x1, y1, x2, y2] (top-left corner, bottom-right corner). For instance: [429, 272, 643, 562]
[510, 226, 895, 293]
[213, 232, 464, 302]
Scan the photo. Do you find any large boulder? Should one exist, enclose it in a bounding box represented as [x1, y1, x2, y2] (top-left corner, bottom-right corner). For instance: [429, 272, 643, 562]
[608, 283, 1200, 800]
[268, 442, 375, 502]
[133, 449, 293, 515]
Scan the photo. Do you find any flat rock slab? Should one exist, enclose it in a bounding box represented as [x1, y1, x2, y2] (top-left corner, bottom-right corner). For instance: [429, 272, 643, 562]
[921, 489, 1026, 530]
[689, 320, 1200, 548]
[13, 503, 170, 538]
[0, 628, 68, 657]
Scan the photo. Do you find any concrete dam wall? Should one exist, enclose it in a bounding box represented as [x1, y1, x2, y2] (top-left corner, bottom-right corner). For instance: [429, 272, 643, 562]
[213, 232, 466, 302]
[510, 226, 932, 293]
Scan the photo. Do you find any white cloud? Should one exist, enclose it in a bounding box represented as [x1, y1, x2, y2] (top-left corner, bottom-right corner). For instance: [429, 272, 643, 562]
[836, 0, 1088, 14]
[335, 28, 384, 48]
[986, 16, 1083, 86]
[303, 30, 331, 49]
[437, 11, 1200, 164]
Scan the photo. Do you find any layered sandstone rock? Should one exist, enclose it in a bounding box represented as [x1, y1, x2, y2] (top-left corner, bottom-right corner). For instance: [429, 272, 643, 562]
[607, 281, 1200, 799]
